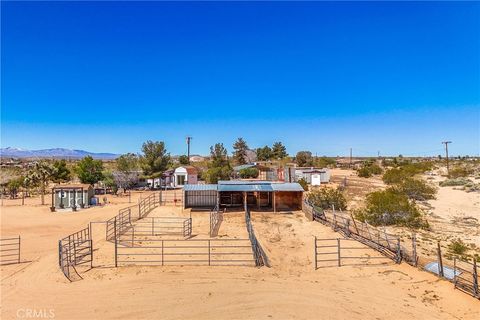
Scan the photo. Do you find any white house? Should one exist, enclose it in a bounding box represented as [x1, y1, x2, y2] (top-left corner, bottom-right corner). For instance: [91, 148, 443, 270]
[173, 166, 198, 187]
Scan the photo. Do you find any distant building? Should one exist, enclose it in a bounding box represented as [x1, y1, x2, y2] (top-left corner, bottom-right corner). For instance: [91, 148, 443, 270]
[284, 167, 330, 184]
[189, 155, 205, 162]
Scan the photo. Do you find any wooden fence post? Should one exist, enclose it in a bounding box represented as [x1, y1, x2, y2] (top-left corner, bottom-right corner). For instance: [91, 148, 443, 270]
[314, 236, 317, 270]
[473, 259, 478, 298]
[437, 242, 444, 278]
[337, 238, 341, 267]
[412, 233, 417, 267]
[396, 238, 402, 264]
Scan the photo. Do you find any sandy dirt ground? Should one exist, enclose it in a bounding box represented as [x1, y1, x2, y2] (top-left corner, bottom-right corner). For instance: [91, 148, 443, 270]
[1, 190, 479, 319]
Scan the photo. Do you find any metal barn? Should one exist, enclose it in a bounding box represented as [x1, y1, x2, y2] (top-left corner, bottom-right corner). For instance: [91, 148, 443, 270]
[184, 181, 304, 212]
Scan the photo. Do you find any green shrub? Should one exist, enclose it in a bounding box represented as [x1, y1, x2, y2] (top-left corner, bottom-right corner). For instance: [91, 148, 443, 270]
[298, 178, 308, 191]
[394, 178, 436, 201]
[449, 166, 472, 179]
[448, 239, 469, 256]
[439, 178, 471, 187]
[382, 168, 408, 184]
[306, 187, 347, 211]
[357, 163, 383, 178]
[354, 188, 427, 228]
[238, 167, 259, 179]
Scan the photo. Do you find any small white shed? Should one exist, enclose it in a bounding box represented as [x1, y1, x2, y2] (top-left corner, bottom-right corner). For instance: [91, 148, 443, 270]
[173, 166, 198, 187]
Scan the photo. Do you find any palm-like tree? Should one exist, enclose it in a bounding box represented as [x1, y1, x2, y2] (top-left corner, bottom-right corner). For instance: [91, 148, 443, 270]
[26, 161, 56, 205]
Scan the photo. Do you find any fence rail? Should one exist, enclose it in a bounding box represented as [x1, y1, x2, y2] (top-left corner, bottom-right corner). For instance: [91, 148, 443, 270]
[0, 236, 21, 265]
[245, 206, 270, 267]
[125, 217, 192, 237]
[115, 238, 254, 266]
[304, 199, 480, 299]
[58, 227, 92, 281]
[314, 237, 392, 269]
[304, 200, 401, 263]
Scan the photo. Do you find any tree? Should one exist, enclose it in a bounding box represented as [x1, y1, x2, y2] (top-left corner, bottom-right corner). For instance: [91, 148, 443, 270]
[25, 161, 56, 205]
[298, 178, 309, 191]
[354, 189, 427, 228]
[52, 159, 71, 183]
[306, 187, 347, 211]
[203, 143, 232, 183]
[272, 142, 288, 159]
[178, 155, 189, 165]
[75, 156, 104, 185]
[239, 167, 259, 179]
[7, 177, 23, 199]
[233, 138, 249, 165]
[209, 143, 229, 167]
[140, 141, 171, 178]
[116, 153, 139, 173]
[295, 151, 313, 167]
[256, 146, 272, 161]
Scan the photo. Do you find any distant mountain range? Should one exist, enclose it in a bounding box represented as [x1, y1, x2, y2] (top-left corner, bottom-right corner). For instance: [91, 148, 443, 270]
[0, 147, 119, 160]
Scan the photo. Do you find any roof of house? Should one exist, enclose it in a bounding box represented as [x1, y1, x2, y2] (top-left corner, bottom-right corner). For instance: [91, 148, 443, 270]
[184, 181, 304, 192]
[52, 183, 92, 190]
[233, 163, 272, 171]
[175, 166, 198, 174]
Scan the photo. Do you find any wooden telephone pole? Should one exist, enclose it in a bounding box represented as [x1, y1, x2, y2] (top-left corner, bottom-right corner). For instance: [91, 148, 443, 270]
[186, 136, 192, 164]
[442, 141, 452, 177]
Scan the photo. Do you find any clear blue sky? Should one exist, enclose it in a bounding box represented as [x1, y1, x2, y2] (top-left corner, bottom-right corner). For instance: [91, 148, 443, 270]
[1, 1, 479, 157]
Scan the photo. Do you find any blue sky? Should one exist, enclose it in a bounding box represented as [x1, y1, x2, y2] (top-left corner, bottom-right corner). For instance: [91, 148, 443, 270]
[1, 1, 479, 157]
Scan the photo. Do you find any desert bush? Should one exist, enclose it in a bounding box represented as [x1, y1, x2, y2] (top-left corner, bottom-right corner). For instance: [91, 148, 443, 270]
[354, 189, 427, 228]
[298, 178, 308, 191]
[239, 167, 259, 179]
[357, 162, 383, 178]
[448, 239, 469, 256]
[306, 187, 347, 211]
[449, 166, 472, 179]
[394, 178, 436, 201]
[382, 168, 408, 184]
[439, 178, 471, 187]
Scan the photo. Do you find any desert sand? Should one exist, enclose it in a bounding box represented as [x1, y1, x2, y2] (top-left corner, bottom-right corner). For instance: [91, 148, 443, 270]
[1, 189, 479, 320]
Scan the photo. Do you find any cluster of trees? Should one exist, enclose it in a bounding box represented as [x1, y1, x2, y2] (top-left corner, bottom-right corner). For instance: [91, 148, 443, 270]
[231, 138, 288, 164]
[294, 151, 335, 168]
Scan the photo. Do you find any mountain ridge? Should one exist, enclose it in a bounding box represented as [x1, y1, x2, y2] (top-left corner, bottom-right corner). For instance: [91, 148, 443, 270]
[0, 147, 119, 159]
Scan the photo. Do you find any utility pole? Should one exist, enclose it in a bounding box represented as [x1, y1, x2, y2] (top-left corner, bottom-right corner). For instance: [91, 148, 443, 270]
[186, 136, 192, 164]
[349, 148, 352, 168]
[442, 141, 452, 177]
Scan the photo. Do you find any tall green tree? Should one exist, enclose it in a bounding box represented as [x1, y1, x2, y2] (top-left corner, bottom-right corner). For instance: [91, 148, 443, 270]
[26, 161, 56, 205]
[272, 142, 288, 159]
[52, 159, 71, 183]
[140, 141, 171, 178]
[232, 137, 249, 165]
[203, 143, 232, 183]
[116, 153, 139, 173]
[178, 155, 189, 165]
[295, 151, 314, 167]
[256, 146, 272, 161]
[75, 156, 104, 185]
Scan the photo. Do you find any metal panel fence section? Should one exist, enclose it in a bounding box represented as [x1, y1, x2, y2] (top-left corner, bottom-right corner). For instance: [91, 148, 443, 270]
[58, 227, 92, 281]
[139, 193, 160, 217]
[0, 236, 21, 265]
[127, 217, 192, 237]
[454, 259, 479, 298]
[245, 207, 270, 267]
[115, 238, 255, 266]
[314, 237, 392, 269]
[160, 190, 183, 206]
[209, 204, 223, 237]
[304, 200, 401, 263]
